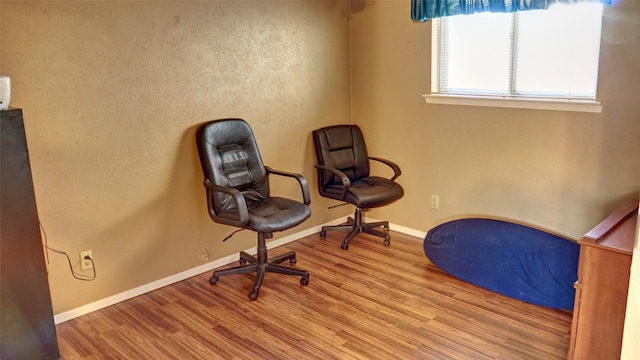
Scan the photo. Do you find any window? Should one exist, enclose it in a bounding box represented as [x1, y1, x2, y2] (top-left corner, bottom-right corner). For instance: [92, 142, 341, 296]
[427, 2, 604, 112]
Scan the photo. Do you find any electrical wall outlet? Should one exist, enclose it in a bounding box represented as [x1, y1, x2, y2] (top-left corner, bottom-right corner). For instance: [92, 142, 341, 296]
[431, 195, 440, 210]
[80, 250, 93, 271]
[199, 246, 210, 262]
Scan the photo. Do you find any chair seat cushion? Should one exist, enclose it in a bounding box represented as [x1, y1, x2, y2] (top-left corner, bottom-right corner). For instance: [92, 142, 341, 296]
[219, 197, 311, 233]
[324, 176, 404, 208]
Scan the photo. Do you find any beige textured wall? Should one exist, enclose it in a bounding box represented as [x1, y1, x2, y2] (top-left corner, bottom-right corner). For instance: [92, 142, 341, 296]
[350, 0, 640, 240]
[3, 0, 639, 322]
[0, 1, 351, 314]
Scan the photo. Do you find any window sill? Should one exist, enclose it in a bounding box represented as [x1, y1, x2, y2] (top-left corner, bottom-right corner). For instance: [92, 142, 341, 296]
[423, 94, 603, 113]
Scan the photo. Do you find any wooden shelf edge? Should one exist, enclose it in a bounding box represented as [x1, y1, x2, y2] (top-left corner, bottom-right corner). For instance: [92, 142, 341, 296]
[582, 198, 639, 243]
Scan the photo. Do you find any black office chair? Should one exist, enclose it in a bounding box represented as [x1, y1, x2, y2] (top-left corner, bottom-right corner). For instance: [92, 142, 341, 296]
[312, 124, 404, 250]
[196, 118, 311, 300]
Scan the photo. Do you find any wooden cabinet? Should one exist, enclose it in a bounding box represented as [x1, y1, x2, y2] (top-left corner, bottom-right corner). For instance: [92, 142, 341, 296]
[568, 199, 638, 360]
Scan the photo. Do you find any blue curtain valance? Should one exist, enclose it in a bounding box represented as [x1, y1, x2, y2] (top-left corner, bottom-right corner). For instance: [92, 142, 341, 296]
[412, 0, 611, 22]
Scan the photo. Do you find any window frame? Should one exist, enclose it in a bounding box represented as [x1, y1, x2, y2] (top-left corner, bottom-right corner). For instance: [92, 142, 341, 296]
[425, 7, 604, 113]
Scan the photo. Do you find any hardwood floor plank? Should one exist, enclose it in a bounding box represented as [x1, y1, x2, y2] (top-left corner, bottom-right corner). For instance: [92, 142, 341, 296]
[56, 230, 573, 359]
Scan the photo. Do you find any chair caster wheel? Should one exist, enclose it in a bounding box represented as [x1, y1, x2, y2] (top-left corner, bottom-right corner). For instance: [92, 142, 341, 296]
[320, 230, 326, 238]
[384, 236, 390, 247]
[300, 274, 309, 286]
[341, 242, 349, 250]
[249, 290, 259, 301]
[290, 256, 297, 265]
[239, 258, 247, 265]
[383, 225, 390, 231]
[209, 275, 219, 285]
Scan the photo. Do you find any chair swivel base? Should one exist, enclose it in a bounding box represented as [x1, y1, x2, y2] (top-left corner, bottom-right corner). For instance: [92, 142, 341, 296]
[209, 233, 309, 301]
[319, 208, 390, 250]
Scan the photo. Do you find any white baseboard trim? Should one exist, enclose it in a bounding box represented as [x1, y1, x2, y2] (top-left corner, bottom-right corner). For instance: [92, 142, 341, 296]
[53, 218, 425, 324]
[388, 222, 427, 240]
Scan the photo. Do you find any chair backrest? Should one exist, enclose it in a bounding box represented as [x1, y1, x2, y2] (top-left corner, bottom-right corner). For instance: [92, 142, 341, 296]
[196, 119, 269, 216]
[312, 125, 370, 188]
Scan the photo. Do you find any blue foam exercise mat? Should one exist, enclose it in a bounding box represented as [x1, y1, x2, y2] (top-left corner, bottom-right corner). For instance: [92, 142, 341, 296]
[424, 218, 579, 309]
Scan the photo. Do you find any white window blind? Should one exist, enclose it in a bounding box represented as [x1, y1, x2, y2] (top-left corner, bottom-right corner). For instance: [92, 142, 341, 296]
[431, 3, 604, 101]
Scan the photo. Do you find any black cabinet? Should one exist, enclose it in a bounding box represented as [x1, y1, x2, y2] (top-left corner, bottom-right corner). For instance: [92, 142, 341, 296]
[1, 108, 59, 359]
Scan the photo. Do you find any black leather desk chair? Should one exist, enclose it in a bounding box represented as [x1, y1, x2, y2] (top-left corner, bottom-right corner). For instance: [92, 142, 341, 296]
[312, 124, 404, 250]
[196, 118, 311, 300]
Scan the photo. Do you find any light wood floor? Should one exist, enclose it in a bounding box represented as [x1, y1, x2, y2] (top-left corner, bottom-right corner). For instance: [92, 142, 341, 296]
[56, 230, 573, 359]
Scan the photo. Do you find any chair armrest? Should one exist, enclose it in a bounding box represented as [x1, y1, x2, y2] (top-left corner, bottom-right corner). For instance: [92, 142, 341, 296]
[203, 179, 250, 227]
[369, 156, 401, 181]
[314, 164, 351, 201]
[265, 166, 311, 205]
